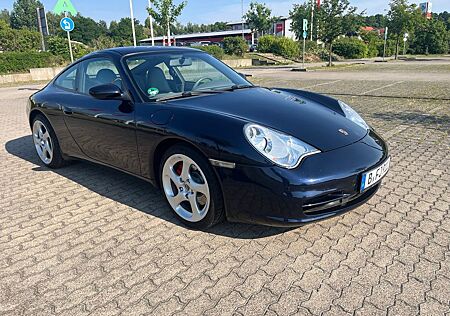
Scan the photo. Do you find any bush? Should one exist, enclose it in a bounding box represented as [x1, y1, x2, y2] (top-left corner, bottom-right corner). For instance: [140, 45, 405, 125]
[0, 20, 41, 52]
[0, 52, 63, 74]
[223, 37, 247, 56]
[257, 35, 277, 53]
[333, 37, 368, 59]
[197, 45, 225, 59]
[257, 35, 300, 59]
[47, 36, 92, 61]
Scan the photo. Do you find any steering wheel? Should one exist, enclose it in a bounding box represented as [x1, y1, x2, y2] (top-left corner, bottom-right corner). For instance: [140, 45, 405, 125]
[192, 77, 213, 90]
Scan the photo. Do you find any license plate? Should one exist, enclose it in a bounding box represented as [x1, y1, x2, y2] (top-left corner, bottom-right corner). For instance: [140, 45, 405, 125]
[360, 157, 390, 192]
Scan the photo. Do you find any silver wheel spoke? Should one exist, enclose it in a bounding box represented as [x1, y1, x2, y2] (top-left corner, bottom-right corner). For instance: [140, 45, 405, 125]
[188, 194, 202, 222]
[189, 180, 208, 195]
[167, 168, 182, 186]
[180, 158, 190, 181]
[172, 192, 186, 206]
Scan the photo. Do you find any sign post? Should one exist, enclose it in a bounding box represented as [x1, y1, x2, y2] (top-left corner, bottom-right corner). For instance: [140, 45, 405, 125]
[60, 16, 75, 63]
[403, 33, 409, 55]
[148, 0, 155, 46]
[383, 27, 388, 62]
[302, 19, 308, 70]
[36, 7, 49, 51]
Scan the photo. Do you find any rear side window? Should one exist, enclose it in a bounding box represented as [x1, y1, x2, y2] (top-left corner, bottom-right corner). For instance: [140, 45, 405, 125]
[55, 65, 78, 91]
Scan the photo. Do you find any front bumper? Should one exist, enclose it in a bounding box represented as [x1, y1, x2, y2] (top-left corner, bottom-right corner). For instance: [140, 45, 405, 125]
[215, 130, 389, 227]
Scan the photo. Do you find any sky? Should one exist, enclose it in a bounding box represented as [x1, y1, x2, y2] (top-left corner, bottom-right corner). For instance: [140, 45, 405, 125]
[1, 0, 449, 25]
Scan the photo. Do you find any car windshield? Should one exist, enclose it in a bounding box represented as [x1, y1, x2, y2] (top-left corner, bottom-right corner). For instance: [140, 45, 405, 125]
[124, 51, 252, 101]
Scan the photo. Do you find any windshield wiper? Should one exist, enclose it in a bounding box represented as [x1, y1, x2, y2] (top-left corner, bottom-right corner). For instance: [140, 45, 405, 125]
[155, 90, 223, 102]
[213, 84, 259, 92]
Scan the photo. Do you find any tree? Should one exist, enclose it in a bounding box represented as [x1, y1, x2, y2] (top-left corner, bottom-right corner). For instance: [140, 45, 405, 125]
[315, 0, 359, 66]
[290, 3, 312, 40]
[387, 0, 422, 59]
[109, 18, 145, 46]
[0, 19, 41, 51]
[0, 9, 10, 25]
[412, 19, 449, 54]
[10, 0, 43, 30]
[364, 14, 388, 28]
[148, 0, 187, 46]
[244, 2, 274, 37]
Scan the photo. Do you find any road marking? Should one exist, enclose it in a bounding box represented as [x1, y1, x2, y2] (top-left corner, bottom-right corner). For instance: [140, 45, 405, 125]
[303, 80, 342, 89]
[361, 81, 404, 95]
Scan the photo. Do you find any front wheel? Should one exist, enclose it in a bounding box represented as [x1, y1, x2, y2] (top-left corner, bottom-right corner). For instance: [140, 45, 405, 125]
[160, 145, 224, 229]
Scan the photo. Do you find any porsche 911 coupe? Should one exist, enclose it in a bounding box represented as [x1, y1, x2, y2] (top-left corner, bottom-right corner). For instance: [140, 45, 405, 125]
[27, 47, 390, 229]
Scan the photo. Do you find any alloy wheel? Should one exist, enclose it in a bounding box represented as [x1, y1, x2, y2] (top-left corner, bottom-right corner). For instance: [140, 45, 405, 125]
[32, 120, 53, 165]
[162, 154, 210, 222]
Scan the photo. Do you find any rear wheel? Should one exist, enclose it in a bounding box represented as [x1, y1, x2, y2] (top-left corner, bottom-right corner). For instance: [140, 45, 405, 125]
[160, 145, 224, 229]
[32, 114, 66, 169]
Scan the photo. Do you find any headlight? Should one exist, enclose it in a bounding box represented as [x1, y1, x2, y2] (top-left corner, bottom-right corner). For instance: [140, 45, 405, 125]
[244, 123, 320, 169]
[339, 100, 369, 130]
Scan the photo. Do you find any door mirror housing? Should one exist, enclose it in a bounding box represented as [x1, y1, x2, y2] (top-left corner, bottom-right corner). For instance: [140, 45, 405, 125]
[238, 72, 252, 79]
[89, 84, 127, 100]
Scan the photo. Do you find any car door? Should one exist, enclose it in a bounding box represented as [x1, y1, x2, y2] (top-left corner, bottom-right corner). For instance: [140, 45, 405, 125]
[62, 57, 141, 174]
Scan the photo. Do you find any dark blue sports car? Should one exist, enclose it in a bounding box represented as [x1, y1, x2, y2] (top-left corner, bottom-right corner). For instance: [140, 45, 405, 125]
[27, 47, 390, 229]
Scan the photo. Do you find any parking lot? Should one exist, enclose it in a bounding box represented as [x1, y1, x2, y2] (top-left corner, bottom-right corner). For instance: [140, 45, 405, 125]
[1, 59, 449, 315]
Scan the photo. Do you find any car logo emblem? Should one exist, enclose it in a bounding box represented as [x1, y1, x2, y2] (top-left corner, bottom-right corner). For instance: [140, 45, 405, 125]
[338, 128, 349, 136]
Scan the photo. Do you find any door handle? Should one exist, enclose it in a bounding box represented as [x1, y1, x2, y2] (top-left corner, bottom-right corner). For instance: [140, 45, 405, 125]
[62, 106, 73, 115]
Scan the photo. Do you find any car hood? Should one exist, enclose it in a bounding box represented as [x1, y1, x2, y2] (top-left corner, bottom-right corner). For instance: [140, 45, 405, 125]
[168, 87, 368, 152]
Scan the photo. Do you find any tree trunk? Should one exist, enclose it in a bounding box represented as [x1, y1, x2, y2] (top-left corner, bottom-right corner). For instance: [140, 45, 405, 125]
[167, 21, 171, 46]
[328, 43, 333, 67]
[395, 36, 400, 60]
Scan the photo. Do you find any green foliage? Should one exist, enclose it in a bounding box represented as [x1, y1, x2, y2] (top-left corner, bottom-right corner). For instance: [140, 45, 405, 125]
[412, 19, 449, 54]
[223, 37, 248, 56]
[47, 36, 92, 61]
[257, 35, 300, 59]
[197, 45, 225, 59]
[387, 0, 423, 58]
[0, 20, 41, 52]
[257, 35, 277, 53]
[290, 3, 318, 40]
[46, 13, 109, 46]
[316, 0, 359, 45]
[0, 9, 10, 25]
[333, 37, 368, 58]
[244, 2, 274, 35]
[148, 0, 187, 37]
[109, 18, 145, 46]
[0, 51, 63, 74]
[10, 0, 43, 30]
[91, 36, 117, 50]
[364, 14, 388, 28]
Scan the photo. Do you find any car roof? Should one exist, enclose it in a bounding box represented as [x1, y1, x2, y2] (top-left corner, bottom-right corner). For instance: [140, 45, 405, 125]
[86, 46, 202, 58]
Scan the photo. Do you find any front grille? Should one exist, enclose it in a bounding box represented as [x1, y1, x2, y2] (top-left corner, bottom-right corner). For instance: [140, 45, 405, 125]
[303, 184, 379, 216]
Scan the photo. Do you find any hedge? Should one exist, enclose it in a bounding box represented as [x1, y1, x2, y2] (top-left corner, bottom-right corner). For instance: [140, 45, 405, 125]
[333, 38, 368, 59]
[257, 35, 300, 59]
[0, 52, 64, 74]
[223, 37, 247, 56]
[197, 45, 225, 59]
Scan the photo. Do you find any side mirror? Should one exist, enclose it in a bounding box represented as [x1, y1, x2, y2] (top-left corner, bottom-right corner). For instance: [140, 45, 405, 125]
[238, 72, 252, 79]
[89, 84, 126, 100]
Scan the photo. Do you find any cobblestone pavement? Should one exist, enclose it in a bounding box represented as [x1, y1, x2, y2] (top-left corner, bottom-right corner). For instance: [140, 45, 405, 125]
[1, 64, 449, 315]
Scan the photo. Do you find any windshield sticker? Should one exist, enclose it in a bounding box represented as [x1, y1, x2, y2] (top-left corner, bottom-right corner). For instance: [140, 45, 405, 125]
[147, 87, 159, 97]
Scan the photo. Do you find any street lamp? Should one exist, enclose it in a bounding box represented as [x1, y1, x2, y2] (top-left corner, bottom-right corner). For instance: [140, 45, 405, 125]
[241, 0, 244, 39]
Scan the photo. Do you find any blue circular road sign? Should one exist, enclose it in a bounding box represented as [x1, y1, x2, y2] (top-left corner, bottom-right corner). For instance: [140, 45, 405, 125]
[60, 17, 75, 32]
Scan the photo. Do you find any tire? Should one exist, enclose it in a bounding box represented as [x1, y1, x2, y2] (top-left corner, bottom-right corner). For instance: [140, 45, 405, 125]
[31, 114, 67, 169]
[160, 145, 225, 229]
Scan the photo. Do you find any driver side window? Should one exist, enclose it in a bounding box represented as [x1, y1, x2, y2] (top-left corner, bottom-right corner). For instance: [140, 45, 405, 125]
[79, 59, 123, 95]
